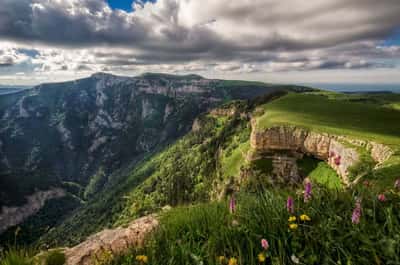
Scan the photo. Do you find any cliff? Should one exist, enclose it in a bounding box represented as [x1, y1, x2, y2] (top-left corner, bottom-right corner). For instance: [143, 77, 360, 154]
[0, 188, 65, 234]
[250, 124, 393, 185]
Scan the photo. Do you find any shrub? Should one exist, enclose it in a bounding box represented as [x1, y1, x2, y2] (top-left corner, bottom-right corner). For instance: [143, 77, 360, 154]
[44, 250, 66, 265]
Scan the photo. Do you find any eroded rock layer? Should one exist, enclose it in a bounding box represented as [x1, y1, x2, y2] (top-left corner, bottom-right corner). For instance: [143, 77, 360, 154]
[63, 215, 158, 265]
[250, 125, 393, 184]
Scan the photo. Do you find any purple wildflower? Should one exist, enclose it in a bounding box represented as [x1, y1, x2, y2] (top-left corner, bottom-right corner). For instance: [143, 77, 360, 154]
[352, 199, 362, 224]
[394, 179, 400, 190]
[304, 181, 312, 202]
[286, 196, 294, 214]
[229, 194, 236, 214]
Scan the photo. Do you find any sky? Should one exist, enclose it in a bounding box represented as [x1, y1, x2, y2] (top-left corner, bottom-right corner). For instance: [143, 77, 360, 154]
[0, 0, 400, 85]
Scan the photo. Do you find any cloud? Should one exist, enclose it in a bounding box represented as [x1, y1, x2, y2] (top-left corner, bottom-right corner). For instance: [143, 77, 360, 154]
[0, 0, 399, 81]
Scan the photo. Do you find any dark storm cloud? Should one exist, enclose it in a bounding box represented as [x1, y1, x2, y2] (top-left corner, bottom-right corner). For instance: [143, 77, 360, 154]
[0, 0, 148, 46]
[0, 0, 400, 72]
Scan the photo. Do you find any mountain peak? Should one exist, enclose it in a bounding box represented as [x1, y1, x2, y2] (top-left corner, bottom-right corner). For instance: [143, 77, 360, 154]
[140, 72, 204, 80]
[90, 72, 117, 79]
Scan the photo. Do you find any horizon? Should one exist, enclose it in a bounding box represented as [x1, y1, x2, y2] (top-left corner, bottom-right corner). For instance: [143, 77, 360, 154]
[0, 0, 400, 85]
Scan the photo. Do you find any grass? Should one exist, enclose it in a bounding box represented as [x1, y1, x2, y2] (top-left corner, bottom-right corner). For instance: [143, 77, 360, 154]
[111, 182, 400, 265]
[256, 93, 400, 147]
[0, 247, 34, 265]
[221, 141, 250, 178]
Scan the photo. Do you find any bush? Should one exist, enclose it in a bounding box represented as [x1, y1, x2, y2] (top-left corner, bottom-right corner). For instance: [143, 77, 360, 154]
[44, 250, 66, 265]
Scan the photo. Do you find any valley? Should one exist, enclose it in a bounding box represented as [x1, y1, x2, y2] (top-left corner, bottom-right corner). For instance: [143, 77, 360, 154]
[0, 75, 399, 265]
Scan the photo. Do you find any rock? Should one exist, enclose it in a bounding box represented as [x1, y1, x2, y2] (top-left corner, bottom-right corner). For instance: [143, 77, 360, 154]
[249, 125, 372, 184]
[64, 215, 158, 265]
[271, 154, 301, 183]
[369, 142, 394, 164]
[0, 189, 66, 234]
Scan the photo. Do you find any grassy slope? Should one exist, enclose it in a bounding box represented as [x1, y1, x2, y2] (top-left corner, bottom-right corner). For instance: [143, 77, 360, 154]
[256, 92, 400, 146]
[113, 186, 400, 265]
[255, 92, 400, 187]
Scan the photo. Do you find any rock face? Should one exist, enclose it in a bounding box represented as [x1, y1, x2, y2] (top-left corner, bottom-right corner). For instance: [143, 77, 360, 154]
[63, 215, 158, 265]
[0, 188, 65, 234]
[369, 142, 394, 165]
[271, 154, 301, 183]
[250, 125, 392, 184]
[0, 73, 280, 210]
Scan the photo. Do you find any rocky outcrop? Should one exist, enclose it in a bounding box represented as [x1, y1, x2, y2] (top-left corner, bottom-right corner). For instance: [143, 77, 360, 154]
[0, 188, 65, 234]
[210, 106, 238, 117]
[369, 142, 394, 165]
[63, 215, 158, 265]
[250, 125, 392, 184]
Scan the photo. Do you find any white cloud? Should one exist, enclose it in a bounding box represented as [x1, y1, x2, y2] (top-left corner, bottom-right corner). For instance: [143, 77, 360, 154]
[0, 0, 400, 84]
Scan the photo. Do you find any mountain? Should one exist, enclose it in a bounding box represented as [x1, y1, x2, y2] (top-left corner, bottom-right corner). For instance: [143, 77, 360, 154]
[36, 90, 399, 251]
[1, 79, 400, 264]
[0, 73, 311, 240]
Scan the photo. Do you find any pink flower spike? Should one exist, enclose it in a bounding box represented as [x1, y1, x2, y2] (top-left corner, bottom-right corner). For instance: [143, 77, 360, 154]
[304, 181, 312, 202]
[261, 239, 269, 250]
[286, 196, 294, 214]
[229, 194, 236, 214]
[352, 199, 362, 224]
[378, 194, 386, 202]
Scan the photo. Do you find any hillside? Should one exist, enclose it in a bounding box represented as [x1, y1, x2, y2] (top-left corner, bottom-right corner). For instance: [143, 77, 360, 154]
[18, 90, 396, 265]
[0, 74, 305, 245]
[1, 84, 400, 265]
[34, 90, 400, 247]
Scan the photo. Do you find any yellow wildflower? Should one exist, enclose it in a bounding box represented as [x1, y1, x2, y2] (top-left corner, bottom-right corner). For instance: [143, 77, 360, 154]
[136, 255, 148, 264]
[289, 223, 298, 230]
[218, 256, 227, 264]
[258, 252, 266, 263]
[228, 257, 238, 265]
[288, 216, 297, 222]
[300, 214, 311, 221]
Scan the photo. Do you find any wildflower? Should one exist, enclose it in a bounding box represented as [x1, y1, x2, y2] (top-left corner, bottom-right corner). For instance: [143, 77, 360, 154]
[334, 155, 341, 166]
[228, 257, 238, 265]
[378, 194, 386, 202]
[291, 254, 300, 264]
[394, 179, 400, 190]
[261, 238, 269, 250]
[229, 194, 236, 214]
[286, 196, 294, 214]
[363, 180, 370, 187]
[351, 199, 362, 224]
[218, 256, 227, 264]
[289, 223, 298, 230]
[329, 151, 335, 158]
[258, 252, 266, 263]
[288, 216, 297, 222]
[304, 181, 312, 202]
[300, 214, 311, 221]
[136, 255, 148, 264]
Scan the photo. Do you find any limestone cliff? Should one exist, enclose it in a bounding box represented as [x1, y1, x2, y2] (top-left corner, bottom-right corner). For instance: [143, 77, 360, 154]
[0, 188, 65, 234]
[250, 124, 393, 184]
